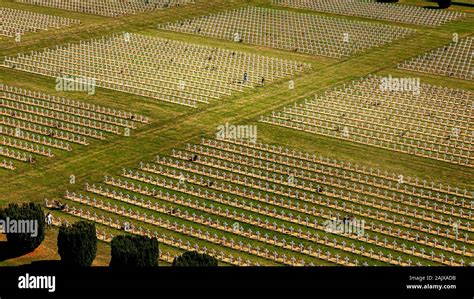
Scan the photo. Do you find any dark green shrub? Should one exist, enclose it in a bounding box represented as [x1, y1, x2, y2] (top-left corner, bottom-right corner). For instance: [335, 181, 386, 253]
[0, 202, 45, 253]
[172, 251, 218, 267]
[110, 235, 159, 268]
[57, 221, 97, 266]
[437, 0, 452, 8]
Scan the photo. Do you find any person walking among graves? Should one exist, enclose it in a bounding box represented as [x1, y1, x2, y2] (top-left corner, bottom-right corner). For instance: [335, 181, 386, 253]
[45, 212, 53, 228]
[243, 72, 248, 84]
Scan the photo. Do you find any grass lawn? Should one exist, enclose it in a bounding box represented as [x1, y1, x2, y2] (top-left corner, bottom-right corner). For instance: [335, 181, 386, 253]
[0, 0, 472, 266]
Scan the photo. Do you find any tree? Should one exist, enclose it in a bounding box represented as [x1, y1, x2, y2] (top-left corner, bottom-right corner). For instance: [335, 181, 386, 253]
[437, 0, 451, 8]
[172, 251, 218, 267]
[110, 235, 159, 268]
[0, 202, 45, 253]
[57, 221, 97, 266]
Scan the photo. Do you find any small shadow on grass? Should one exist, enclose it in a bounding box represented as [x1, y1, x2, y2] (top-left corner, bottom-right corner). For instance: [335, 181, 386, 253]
[0, 241, 32, 261]
[422, 0, 473, 8]
[19, 260, 64, 269]
[0, 241, 62, 266]
[422, 5, 443, 9]
[453, 1, 474, 7]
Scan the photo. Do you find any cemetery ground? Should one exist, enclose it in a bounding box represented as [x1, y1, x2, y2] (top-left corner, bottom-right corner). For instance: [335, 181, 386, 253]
[0, 0, 473, 266]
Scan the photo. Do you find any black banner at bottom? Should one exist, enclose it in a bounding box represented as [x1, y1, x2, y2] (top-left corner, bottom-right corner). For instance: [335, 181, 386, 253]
[0, 266, 471, 299]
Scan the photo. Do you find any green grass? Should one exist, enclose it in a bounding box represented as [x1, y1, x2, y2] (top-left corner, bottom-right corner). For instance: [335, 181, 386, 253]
[0, 0, 472, 266]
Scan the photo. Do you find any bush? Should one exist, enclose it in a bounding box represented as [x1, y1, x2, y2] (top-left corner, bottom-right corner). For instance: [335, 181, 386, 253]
[57, 221, 97, 266]
[437, 0, 451, 8]
[172, 251, 218, 267]
[110, 235, 159, 268]
[0, 202, 45, 253]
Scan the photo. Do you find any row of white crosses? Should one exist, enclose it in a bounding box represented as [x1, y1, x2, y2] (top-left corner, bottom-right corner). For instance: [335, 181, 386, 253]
[120, 162, 462, 264]
[3, 94, 138, 129]
[273, 0, 465, 27]
[158, 6, 415, 58]
[51, 154, 466, 268]
[190, 139, 473, 246]
[2, 97, 135, 132]
[144, 155, 471, 255]
[90, 185, 334, 268]
[0, 7, 80, 37]
[398, 36, 473, 81]
[1, 135, 52, 157]
[1, 85, 147, 138]
[260, 115, 473, 166]
[0, 146, 33, 162]
[261, 75, 473, 167]
[1, 84, 150, 124]
[152, 155, 472, 230]
[16, 0, 194, 17]
[48, 136, 472, 266]
[74, 161, 467, 266]
[97, 177, 361, 266]
[107, 166, 469, 266]
[1, 117, 89, 146]
[173, 146, 472, 222]
[1, 125, 71, 151]
[2, 101, 122, 134]
[0, 159, 15, 170]
[202, 138, 473, 202]
[62, 191, 314, 266]
[0, 84, 150, 167]
[98, 175, 385, 266]
[1, 107, 106, 140]
[3, 33, 309, 108]
[199, 138, 474, 226]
